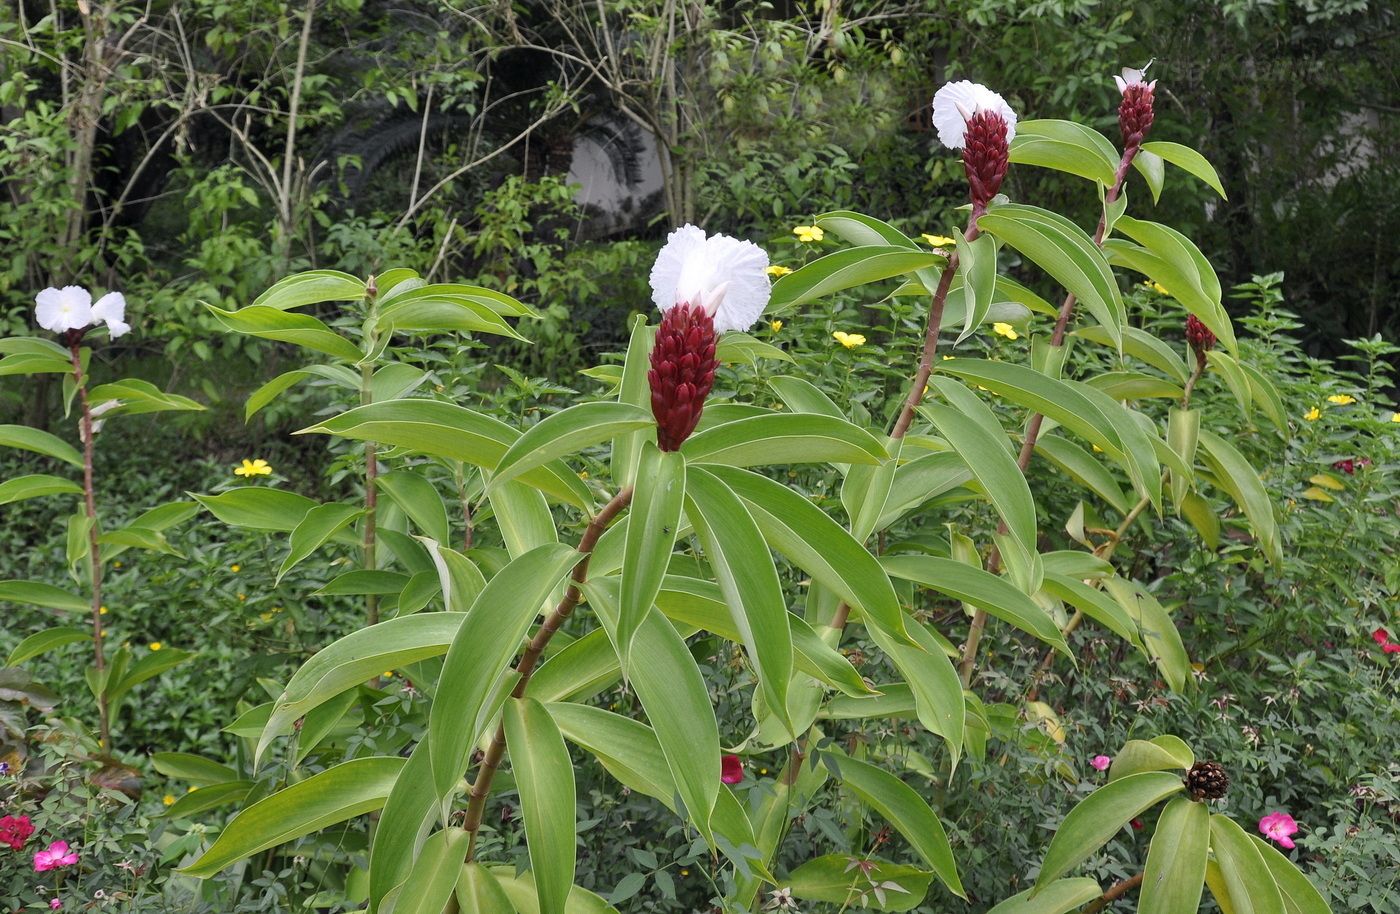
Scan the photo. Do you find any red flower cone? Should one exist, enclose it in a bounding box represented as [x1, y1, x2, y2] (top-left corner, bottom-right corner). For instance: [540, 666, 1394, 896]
[963, 110, 1011, 212]
[648, 303, 718, 452]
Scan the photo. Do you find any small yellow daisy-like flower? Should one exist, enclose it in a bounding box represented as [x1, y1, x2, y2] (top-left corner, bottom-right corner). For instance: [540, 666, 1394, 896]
[383, 670, 395, 678]
[992, 322, 1019, 340]
[680, 870, 690, 877]
[793, 225, 824, 243]
[233, 458, 273, 477]
[1392, 412, 1400, 423]
[162, 794, 175, 806]
[832, 331, 865, 349]
[941, 354, 954, 361]
[230, 563, 241, 573]
[578, 470, 589, 480]
[1303, 407, 1322, 422]
[1142, 281, 1170, 295]
[237, 593, 246, 601]
[765, 265, 793, 277]
[260, 611, 275, 623]
[1326, 394, 1356, 405]
[759, 767, 769, 775]
[921, 233, 957, 247]
[149, 642, 163, 651]
[99, 605, 108, 615]
[113, 561, 123, 569]
[770, 320, 783, 332]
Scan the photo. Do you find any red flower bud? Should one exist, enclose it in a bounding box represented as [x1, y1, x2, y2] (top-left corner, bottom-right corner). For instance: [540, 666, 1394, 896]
[1186, 314, 1216, 354]
[720, 753, 744, 784]
[1119, 82, 1156, 150]
[963, 110, 1010, 212]
[649, 303, 717, 451]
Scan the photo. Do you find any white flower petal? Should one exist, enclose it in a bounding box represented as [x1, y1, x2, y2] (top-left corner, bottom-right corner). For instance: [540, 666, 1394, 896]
[648, 224, 771, 333]
[649, 224, 710, 314]
[34, 285, 93, 333]
[931, 80, 1018, 149]
[105, 317, 131, 339]
[92, 291, 126, 324]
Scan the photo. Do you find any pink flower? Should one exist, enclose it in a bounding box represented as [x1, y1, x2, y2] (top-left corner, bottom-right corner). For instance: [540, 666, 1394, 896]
[1090, 755, 1112, 772]
[33, 840, 78, 872]
[1259, 811, 1299, 849]
[1373, 628, 1391, 646]
[51, 900, 62, 911]
[0, 814, 34, 850]
[1385, 643, 1400, 655]
[720, 754, 744, 785]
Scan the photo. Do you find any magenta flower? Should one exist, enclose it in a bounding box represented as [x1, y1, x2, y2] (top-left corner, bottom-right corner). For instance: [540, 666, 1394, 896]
[1090, 755, 1112, 772]
[33, 840, 78, 872]
[1259, 811, 1299, 849]
[0, 814, 34, 850]
[721, 754, 744, 785]
[51, 900, 62, 911]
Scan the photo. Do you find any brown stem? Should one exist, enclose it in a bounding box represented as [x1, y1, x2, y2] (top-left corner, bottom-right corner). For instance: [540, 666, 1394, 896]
[958, 145, 1141, 686]
[1082, 872, 1143, 914]
[70, 341, 109, 750]
[462, 486, 634, 860]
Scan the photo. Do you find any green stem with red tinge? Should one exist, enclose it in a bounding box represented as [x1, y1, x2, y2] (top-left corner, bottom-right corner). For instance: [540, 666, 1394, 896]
[70, 341, 110, 750]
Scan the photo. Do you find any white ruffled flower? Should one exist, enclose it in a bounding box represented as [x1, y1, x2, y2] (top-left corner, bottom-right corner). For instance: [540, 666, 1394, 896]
[649, 224, 771, 334]
[34, 285, 130, 338]
[931, 80, 1018, 150]
[35, 286, 94, 333]
[1113, 67, 1157, 95]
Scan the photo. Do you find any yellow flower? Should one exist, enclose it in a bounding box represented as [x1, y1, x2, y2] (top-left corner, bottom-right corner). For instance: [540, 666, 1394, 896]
[1392, 412, 1400, 423]
[233, 458, 273, 477]
[237, 593, 246, 601]
[99, 605, 108, 615]
[162, 794, 175, 806]
[832, 331, 865, 349]
[793, 225, 824, 243]
[1303, 407, 1321, 422]
[383, 670, 395, 678]
[149, 642, 163, 651]
[113, 561, 123, 569]
[770, 320, 783, 332]
[1142, 281, 1170, 295]
[259, 611, 275, 623]
[680, 870, 690, 877]
[230, 563, 240, 573]
[992, 322, 1019, 340]
[941, 354, 954, 361]
[765, 265, 793, 277]
[1326, 394, 1356, 405]
[921, 233, 957, 247]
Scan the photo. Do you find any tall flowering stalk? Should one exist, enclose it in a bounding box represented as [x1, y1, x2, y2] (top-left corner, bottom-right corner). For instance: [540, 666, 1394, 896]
[34, 286, 130, 749]
[958, 66, 1159, 684]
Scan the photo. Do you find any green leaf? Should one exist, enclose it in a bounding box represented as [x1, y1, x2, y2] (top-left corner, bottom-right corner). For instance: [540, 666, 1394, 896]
[279, 503, 363, 583]
[244, 366, 354, 420]
[371, 361, 430, 402]
[610, 317, 656, 488]
[429, 544, 581, 798]
[6, 626, 89, 665]
[1088, 371, 1185, 401]
[1141, 141, 1227, 198]
[315, 569, 412, 596]
[456, 864, 517, 914]
[1009, 119, 1120, 186]
[369, 740, 439, 911]
[1035, 436, 1131, 514]
[0, 580, 88, 612]
[1040, 574, 1142, 651]
[252, 269, 366, 310]
[504, 699, 576, 914]
[716, 332, 793, 365]
[919, 402, 1037, 561]
[192, 487, 317, 532]
[107, 648, 196, 711]
[1207, 815, 1285, 914]
[977, 204, 1124, 349]
[377, 471, 451, 545]
[704, 466, 908, 643]
[259, 614, 463, 761]
[0, 424, 82, 467]
[1139, 798, 1209, 914]
[617, 444, 685, 661]
[832, 753, 963, 898]
[1198, 430, 1281, 566]
[87, 378, 204, 416]
[1132, 147, 1165, 203]
[1167, 407, 1201, 506]
[986, 879, 1103, 914]
[483, 867, 620, 914]
[163, 781, 253, 819]
[300, 400, 591, 510]
[151, 752, 240, 785]
[583, 584, 720, 840]
[684, 468, 793, 730]
[207, 305, 364, 362]
[1034, 772, 1186, 889]
[872, 620, 965, 766]
[388, 828, 473, 914]
[181, 757, 403, 878]
[842, 436, 899, 541]
[1248, 836, 1331, 914]
[1103, 577, 1191, 692]
[882, 556, 1067, 654]
[767, 376, 846, 419]
[769, 246, 944, 314]
[815, 211, 918, 248]
[1075, 325, 1190, 384]
[1239, 362, 1289, 436]
[1111, 216, 1234, 352]
[954, 231, 998, 344]
[0, 474, 82, 506]
[491, 402, 653, 490]
[0, 353, 73, 377]
[682, 413, 886, 468]
[786, 854, 932, 911]
[875, 452, 973, 530]
[375, 293, 528, 342]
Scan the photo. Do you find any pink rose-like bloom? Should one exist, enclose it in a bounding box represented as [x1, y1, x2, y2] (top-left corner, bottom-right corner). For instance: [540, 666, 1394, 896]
[51, 900, 62, 911]
[33, 840, 78, 872]
[0, 814, 35, 850]
[1090, 755, 1112, 771]
[1259, 811, 1299, 849]
[720, 754, 744, 785]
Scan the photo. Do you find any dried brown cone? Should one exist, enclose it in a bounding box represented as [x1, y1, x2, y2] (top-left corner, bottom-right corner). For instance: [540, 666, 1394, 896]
[648, 302, 718, 452]
[1186, 760, 1230, 801]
